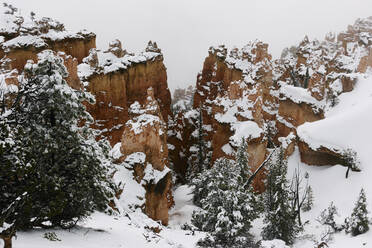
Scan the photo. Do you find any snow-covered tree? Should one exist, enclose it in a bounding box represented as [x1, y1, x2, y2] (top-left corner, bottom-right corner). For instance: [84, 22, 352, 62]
[341, 148, 361, 178]
[317, 202, 342, 232]
[345, 188, 369, 236]
[0, 51, 114, 244]
[192, 158, 260, 247]
[235, 138, 252, 185]
[186, 105, 209, 182]
[262, 148, 300, 245]
[196, 105, 207, 173]
[289, 168, 313, 225]
[301, 186, 314, 212]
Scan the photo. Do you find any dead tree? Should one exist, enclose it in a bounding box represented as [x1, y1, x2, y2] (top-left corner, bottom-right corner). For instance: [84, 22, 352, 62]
[290, 166, 310, 225]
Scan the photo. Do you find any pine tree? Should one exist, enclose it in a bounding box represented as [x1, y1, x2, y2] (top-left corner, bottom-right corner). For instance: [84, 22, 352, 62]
[301, 186, 314, 212]
[196, 105, 206, 173]
[345, 189, 369, 236]
[235, 138, 252, 185]
[262, 148, 300, 245]
[317, 202, 342, 232]
[0, 51, 114, 243]
[303, 68, 309, 89]
[192, 158, 259, 247]
[186, 105, 208, 182]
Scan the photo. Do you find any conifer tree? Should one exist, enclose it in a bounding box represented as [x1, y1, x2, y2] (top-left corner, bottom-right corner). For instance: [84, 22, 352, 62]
[303, 68, 309, 89]
[345, 189, 369, 236]
[186, 105, 208, 182]
[235, 138, 252, 185]
[0, 51, 114, 245]
[192, 158, 259, 247]
[196, 105, 206, 173]
[301, 186, 314, 212]
[262, 148, 300, 245]
[317, 202, 342, 232]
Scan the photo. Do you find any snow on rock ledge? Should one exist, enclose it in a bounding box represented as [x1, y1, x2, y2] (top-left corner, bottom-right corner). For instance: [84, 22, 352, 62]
[119, 87, 173, 225]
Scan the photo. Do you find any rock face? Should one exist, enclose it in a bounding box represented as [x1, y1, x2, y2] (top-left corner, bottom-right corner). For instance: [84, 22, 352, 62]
[297, 140, 345, 166]
[170, 16, 372, 189]
[120, 88, 173, 225]
[170, 42, 273, 191]
[0, 4, 95, 72]
[0, 4, 174, 226]
[79, 41, 172, 146]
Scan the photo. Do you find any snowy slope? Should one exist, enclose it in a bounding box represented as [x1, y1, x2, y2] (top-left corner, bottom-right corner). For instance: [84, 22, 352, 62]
[2, 189, 203, 248]
[3, 158, 203, 248]
[287, 74, 372, 247]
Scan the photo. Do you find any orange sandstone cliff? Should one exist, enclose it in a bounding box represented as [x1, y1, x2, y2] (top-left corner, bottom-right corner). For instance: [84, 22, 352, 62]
[78, 40, 172, 146]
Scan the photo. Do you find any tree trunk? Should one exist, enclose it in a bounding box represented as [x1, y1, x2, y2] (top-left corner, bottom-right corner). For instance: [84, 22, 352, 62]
[1, 236, 12, 248]
[345, 165, 351, 178]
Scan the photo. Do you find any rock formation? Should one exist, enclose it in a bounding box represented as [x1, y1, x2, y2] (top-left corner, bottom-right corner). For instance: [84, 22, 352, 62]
[120, 88, 173, 225]
[170, 42, 273, 191]
[0, 4, 95, 72]
[78, 41, 172, 146]
[170, 16, 372, 189]
[0, 4, 174, 225]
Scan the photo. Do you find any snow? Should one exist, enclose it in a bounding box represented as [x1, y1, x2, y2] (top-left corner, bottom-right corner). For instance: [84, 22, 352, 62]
[287, 74, 372, 248]
[143, 163, 171, 184]
[126, 114, 161, 135]
[297, 75, 372, 152]
[230, 121, 263, 146]
[0, 74, 18, 94]
[8, 211, 199, 248]
[109, 143, 123, 160]
[221, 143, 234, 155]
[78, 48, 162, 80]
[6, 183, 203, 248]
[40, 30, 86, 41]
[0, 4, 94, 53]
[2, 34, 47, 50]
[0, 5, 20, 35]
[261, 239, 290, 248]
[279, 81, 325, 111]
[278, 132, 296, 149]
[168, 185, 200, 229]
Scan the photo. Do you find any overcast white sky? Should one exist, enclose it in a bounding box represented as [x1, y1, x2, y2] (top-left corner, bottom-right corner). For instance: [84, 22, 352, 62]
[6, 0, 372, 92]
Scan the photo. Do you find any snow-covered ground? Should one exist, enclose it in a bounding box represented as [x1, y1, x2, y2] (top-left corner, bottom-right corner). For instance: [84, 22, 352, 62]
[4, 187, 202, 248]
[288, 74, 372, 247]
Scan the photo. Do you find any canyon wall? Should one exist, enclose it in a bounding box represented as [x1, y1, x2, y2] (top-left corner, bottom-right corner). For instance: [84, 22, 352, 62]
[79, 40, 172, 146]
[0, 4, 174, 225]
[171, 16, 372, 189]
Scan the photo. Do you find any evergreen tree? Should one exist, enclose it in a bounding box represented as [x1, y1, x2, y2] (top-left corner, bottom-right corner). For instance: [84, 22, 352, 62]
[317, 202, 342, 232]
[303, 68, 309, 89]
[345, 189, 369, 236]
[235, 138, 252, 185]
[262, 148, 300, 245]
[190, 162, 213, 207]
[192, 158, 259, 247]
[301, 186, 314, 212]
[186, 105, 208, 182]
[0, 51, 114, 242]
[196, 105, 206, 173]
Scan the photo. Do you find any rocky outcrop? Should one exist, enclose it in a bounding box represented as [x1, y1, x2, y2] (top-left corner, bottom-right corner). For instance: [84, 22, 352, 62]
[79, 41, 172, 145]
[275, 83, 325, 139]
[0, 4, 95, 72]
[171, 16, 372, 187]
[297, 140, 345, 166]
[171, 42, 273, 190]
[120, 88, 173, 225]
[0, 4, 174, 226]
